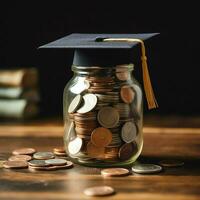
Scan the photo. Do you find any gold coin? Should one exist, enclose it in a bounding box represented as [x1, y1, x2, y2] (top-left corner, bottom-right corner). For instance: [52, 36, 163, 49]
[91, 127, 112, 147]
[120, 85, 135, 104]
[68, 94, 83, 113]
[3, 161, 28, 169]
[97, 107, 119, 128]
[87, 142, 105, 158]
[101, 168, 130, 177]
[12, 148, 36, 155]
[8, 155, 32, 162]
[77, 94, 97, 113]
[119, 142, 137, 161]
[84, 186, 115, 197]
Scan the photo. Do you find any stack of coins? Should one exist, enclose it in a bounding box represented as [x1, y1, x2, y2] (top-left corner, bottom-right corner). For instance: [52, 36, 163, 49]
[66, 64, 141, 164]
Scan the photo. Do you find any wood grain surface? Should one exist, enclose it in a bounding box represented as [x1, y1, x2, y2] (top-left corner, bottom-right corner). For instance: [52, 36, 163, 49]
[0, 116, 200, 200]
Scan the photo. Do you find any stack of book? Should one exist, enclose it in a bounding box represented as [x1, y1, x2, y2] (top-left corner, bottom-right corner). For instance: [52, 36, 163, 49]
[0, 68, 40, 119]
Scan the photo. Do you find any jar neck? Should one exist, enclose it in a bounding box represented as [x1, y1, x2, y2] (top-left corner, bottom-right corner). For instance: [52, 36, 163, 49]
[72, 64, 134, 76]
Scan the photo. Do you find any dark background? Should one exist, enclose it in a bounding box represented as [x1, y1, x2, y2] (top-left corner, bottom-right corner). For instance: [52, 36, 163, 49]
[0, 1, 199, 117]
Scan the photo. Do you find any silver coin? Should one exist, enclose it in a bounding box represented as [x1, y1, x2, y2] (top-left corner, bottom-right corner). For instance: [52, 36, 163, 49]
[70, 77, 90, 94]
[45, 159, 67, 166]
[33, 152, 55, 160]
[132, 163, 162, 174]
[28, 159, 50, 167]
[77, 94, 97, 113]
[121, 122, 137, 143]
[68, 137, 83, 155]
[97, 106, 119, 128]
[68, 95, 83, 113]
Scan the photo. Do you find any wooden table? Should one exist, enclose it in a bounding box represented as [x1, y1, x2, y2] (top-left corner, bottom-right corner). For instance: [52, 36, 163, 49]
[1, 116, 200, 200]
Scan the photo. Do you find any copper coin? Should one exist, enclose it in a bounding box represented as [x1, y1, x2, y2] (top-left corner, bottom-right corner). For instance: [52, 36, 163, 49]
[53, 147, 66, 153]
[12, 148, 36, 155]
[3, 161, 28, 169]
[119, 142, 137, 161]
[159, 159, 184, 167]
[91, 127, 112, 147]
[101, 168, 130, 177]
[84, 186, 115, 196]
[68, 94, 83, 113]
[8, 155, 32, 162]
[97, 107, 119, 128]
[87, 142, 105, 159]
[120, 85, 135, 104]
[33, 152, 55, 160]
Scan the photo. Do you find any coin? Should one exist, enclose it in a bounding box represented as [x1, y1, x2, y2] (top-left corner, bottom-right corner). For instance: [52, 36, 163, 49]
[12, 148, 36, 155]
[132, 163, 162, 174]
[33, 152, 55, 160]
[87, 142, 105, 159]
[119, 142, 137, 161]
[8, 155, 32, 162]
[28, 159, 50, 167]
[91, 127, 112, 147]
[121, 122, 137, 143]
[84, 186, 115, 196]
[53, 147, 66, 153]
[45, 159, 67, 166]
[101, 168, 130, 177]
[159, 159, 184, 167]
[68, 137, 83, 155]
[97, 107, 119, 128]
[116, 65, 131, 81]
[120, 85, 135, 104]
[68, 94, 83, 113]
[77, 94, 97, 113]
[0, 160, 6, 168]
[3, 161, 28, 169]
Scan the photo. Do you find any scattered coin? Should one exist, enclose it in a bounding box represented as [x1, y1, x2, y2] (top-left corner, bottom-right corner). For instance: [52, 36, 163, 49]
[101, 168, 130, 177]
[132, 163, 162, 174]
[159, 159, 184, 167]
[77, 94, 97, 113]
[68, 137, 83, 155]
[97, 107, 119, 128]
[119, 142, 137, 161]
[33, 152, 54, 160]
[121, 122, 137, 143]
[91, 127, 112, 147]
[53, 147, 66, 153]
[45, 159, 67, 166]
[12, 148, 36, 155]
[120, 85, 135, 104]
[8, 155, 32, 162]
[3, 161, 28, 169]
[68, 95, 83, 113]
[28, 159, 50, 167]
[83, 186, 115, 196]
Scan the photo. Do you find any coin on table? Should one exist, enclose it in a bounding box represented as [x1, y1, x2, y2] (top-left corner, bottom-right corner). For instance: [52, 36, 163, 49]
[53, 147, 65, 153]
[28, 159, 50, 167]
[84, 186, 115, 197]
[77, 94, 97, 113]
[68, 94, 83, 113]
[159, 159, 184, 167]
[3, 161, 28, 169]
[132, 163, 162, 174]
[68, 137, 83, 155]
[12, 148, 36, 155]
[45, 159, 67, 166]
[119, 142, 137, 161]
[97, 107, 119, 128]
[87, 142, 105, 159]
[8, 155, 32, 162]
[121, 121, 137, 143]
[91, 127, 112, 147]
[33, 152, 54, 160]
[101, 168, 130, 177]
[120, 85, 135, 104]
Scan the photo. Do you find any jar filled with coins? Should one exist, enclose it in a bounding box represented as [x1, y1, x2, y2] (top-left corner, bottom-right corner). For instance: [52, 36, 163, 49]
[63, 64, 143, 167]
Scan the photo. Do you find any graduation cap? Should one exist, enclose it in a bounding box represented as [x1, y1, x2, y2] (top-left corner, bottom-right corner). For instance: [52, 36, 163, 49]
[39, 33, 159, 109]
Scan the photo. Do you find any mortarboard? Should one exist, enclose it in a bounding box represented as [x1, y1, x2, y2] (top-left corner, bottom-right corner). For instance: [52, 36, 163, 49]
[39, 33, 159, 109]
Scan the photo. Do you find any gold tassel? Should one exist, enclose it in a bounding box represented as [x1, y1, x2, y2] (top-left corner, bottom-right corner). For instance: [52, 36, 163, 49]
[103, 38, 158, 109]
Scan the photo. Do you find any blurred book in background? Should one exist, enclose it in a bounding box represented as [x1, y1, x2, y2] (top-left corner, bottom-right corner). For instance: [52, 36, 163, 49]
[0, 68, 40, 119]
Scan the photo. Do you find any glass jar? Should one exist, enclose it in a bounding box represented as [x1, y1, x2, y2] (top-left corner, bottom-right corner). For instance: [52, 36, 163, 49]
[63, 64, 143, 167]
